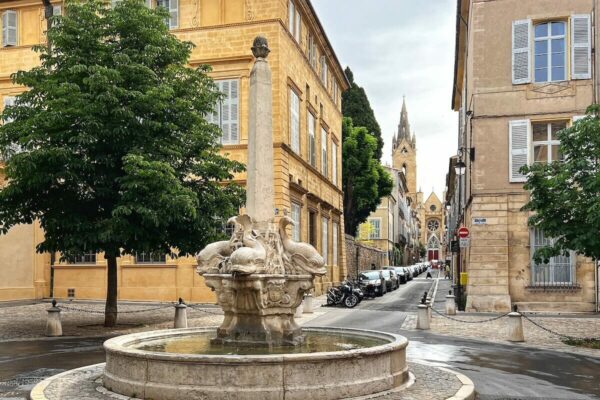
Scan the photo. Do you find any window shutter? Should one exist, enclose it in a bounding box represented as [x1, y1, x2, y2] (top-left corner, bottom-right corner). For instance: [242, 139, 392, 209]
[573, 115, 586, 123]
[294, 11, 301, 42]
[169, 0, 179, 29]
[2, 96, 16, 123]
[571, 15, 591, 80]
[2, 11, 18, 47]
[53, 5, 62, 15]
[512, 19, 531, 84]
[220, 80, 239, 144]
[290, 90, 300, 153]
[509, 120, 530, 182]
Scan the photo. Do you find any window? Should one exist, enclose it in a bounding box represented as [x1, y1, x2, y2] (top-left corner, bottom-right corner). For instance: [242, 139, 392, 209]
[332, 80, 339, 106]
[332, 222, 338, 266]
[291, 202, 301, 242]
[308, 211, 317, 247]
[321, 127, 328, 177]
[206, 79, 239, 144]
[290, 89, 300, 153]
[320, 56, 328, 86]
[288, 1, 300, 43]
[427, 220, 440, 232]
[72, 252, 96, 264]
[136, 252, 167, 264]
[532, 121, 566, 164]
[2, 10, 17, 47]
[534, 22, 566, 83]
[512, 16, 591, 84]
[2, 96, 16, 123]
[430, 205, 437, 212]
[156, 0, 179, 29]
[308, 34, 317, 68]
[368, 218, 381, 239]
[308, 112, 316, 167]
[321, 217, 328, 264]
[530, 229, 574, 285]
[331, 141, 338, 185]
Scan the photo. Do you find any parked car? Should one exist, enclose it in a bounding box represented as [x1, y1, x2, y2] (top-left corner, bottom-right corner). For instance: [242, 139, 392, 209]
[379, 269, 398, 291]
[401, 266, 413, 281]
[410, 265, 419, 278]
[392, 267, 408, 284]
[358, 271, 386, 297]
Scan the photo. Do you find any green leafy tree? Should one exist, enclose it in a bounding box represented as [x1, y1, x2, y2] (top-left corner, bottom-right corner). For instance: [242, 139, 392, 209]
[342, 117, 393, 236]
[418, 243, 426, 259]
[342, 67, 383, 160]
[0, 0, 245, 327]
[521, 105, 600, 263]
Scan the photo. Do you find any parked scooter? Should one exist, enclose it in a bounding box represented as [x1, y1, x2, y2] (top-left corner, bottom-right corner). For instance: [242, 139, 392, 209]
[327, 280, 361, 308]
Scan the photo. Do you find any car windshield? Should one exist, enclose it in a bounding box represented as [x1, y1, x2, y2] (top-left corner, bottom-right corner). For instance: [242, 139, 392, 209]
[381, 270, 390, 278]
[360, 272, 380, 280]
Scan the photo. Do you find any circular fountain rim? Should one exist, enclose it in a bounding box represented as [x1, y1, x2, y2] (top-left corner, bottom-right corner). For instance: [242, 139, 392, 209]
[103, 326, 408, 363]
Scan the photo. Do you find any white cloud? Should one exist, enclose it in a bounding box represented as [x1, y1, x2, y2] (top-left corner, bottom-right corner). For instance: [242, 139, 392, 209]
[313, 0, 458, 199]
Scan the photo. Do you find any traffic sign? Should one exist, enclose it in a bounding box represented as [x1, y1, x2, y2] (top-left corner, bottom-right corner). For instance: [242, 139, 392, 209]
[459, 238, 470, 248]
[458, 227, 470, 238]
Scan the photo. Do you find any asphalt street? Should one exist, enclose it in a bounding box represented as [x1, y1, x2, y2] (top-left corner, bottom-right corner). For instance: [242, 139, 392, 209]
[0, 275, 598, 400]
[307, 275, 600, 400]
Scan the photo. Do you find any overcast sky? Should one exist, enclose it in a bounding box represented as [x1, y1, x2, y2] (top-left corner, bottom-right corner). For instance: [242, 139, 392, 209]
[312, 0, 458, 200]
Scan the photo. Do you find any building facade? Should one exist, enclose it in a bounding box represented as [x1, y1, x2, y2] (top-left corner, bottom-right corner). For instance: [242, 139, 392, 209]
[415, 191, 445, 262]
[451, 0, 598, 312]
[0, 0, 348, 301]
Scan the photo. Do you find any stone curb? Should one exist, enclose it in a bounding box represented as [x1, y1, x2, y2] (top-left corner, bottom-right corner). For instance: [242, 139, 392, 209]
[437, 366, 476, 400]
[29, 363, 106, 400]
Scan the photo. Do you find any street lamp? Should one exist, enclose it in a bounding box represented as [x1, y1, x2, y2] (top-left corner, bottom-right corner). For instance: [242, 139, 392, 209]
[455, 159, 466, 176]
[454, 149, 471, 311]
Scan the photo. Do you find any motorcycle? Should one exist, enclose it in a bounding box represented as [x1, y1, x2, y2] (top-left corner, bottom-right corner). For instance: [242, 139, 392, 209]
[327, 281, 361, 308]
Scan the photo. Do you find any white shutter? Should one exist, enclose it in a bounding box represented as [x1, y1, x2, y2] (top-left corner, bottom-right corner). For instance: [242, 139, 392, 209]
[2, 96, 16, 123]
[53, 5, 62, 16]
[572, 115, 586, 122]
[220, 80, 239, 144]
[321, 127, 328, 177]
[321, 217, 328, 264]
[308, 112, 315, 166]
[290, 90, 300, 153]
[2, 11, 18, 47]
[288, 1, 295, 34]
[512, 19, 531, 84]
[294, 10, 301, 42]
[332, 142, 337, 185]
[332, 222, 338, 266]
[169, 0, 179, 29]
[509, 120, 530, 182]
[571, 15, 591, 80]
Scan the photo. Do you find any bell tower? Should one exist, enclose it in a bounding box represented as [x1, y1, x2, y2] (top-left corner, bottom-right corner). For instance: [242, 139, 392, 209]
[392, 97, 417, 201]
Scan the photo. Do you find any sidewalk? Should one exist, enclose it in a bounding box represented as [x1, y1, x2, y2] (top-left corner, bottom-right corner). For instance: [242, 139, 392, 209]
[406, 276, 600, 357]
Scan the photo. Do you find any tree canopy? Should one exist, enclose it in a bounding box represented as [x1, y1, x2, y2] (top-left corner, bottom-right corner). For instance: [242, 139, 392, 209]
[0, 0, 245, 325]
[342, 117, 393, 236]
[521, 105, 600, 262]
[342, 67, 383, 160]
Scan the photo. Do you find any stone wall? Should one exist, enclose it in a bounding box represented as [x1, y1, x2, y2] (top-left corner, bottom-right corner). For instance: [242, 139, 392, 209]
[345, 235, 387, 281]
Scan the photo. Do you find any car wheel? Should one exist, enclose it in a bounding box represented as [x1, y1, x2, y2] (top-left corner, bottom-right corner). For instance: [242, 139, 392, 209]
[344, 294, 359, 308]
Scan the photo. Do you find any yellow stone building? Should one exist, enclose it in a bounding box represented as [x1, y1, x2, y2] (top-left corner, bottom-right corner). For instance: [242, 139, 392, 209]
[0, 0, 349, 301]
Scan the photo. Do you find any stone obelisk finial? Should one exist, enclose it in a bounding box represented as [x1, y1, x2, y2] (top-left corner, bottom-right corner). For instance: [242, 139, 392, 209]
[246, 36, 274, 223]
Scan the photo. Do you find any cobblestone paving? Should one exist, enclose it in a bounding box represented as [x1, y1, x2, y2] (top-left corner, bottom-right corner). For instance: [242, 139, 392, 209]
[0, 301, 327, 341]
[35, 362, 466, 400]
[427, 311, 600, 357]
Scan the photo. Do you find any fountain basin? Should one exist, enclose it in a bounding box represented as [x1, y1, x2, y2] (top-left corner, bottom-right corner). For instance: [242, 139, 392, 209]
[103, 327, 409, 400]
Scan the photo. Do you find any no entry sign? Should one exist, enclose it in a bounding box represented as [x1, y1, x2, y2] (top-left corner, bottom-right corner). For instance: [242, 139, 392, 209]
[458, 227, 470, 238]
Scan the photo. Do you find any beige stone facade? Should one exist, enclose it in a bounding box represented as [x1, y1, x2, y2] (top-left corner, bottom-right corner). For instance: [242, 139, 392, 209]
[451, 0, 598, 312]
[416, 192, 445, 262]
[0, 0, 348, 301]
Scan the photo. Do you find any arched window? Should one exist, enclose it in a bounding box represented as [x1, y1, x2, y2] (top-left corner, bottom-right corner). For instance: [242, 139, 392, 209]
[402, 163, 407, 176]
[427, 235, 440, 250]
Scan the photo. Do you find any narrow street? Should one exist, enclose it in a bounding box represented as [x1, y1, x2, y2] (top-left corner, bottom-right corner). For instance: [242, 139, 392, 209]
[307, 275, 600, 400]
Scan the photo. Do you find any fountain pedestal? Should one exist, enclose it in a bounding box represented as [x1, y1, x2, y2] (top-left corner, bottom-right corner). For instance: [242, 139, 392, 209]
[205, 273, 313, 346]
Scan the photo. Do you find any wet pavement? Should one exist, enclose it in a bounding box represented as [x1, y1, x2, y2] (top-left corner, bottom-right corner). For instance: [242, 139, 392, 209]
[0, 274, 598, 400]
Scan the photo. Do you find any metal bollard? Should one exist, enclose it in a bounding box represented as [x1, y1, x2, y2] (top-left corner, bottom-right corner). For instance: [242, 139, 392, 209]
[507, 305, 524, 342]
[303, 293, 314, 314]
[295, 300, 304, 318]
[174, 298, 188, 329]
[46, 299, 63, 337]
[417, 304, 430, 330]
[446, 290, 456, 315]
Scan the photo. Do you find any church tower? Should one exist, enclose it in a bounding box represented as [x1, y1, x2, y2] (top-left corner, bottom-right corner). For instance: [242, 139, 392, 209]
[392, 97, 417, 205]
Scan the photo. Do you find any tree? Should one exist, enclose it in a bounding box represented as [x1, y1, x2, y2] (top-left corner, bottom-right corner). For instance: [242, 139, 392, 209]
[342, 67, 383, 160]
[521, 105, 600, 263]
[342, 117, 393, 236]
[0, 0, 245, 327]
[418, 243, 426, 259]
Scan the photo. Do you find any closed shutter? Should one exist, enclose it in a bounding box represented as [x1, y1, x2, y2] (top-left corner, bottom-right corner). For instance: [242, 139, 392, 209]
[290, 90, 300, 153]
[53, 5, 62, 15]
[294, 11, 301, 42]
[509, 120, 530, 182]
[2, 96, 16, 123]
[321, 127, 327, 177]
[332, 222, 338, 266]
[2, 10, 18, 47]
[169, 0, 179, 29]
[571, 15, 591, 80]
[308, 112, 315, 166]
[321, 217, 328, 264]
[221, 80, 239, 144]
[332, 141, 337, 185]
[512, 19, 531, 84]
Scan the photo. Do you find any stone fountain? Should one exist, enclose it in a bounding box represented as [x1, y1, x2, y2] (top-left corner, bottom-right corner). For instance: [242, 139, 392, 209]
[31, 37, 413, 400]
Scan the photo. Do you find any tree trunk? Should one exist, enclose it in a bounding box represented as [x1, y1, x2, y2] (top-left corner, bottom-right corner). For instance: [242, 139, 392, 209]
[104, 254, 118, 327]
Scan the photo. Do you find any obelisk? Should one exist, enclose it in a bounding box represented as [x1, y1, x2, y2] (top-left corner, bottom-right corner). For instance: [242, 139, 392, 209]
[245, 36, 274, 223]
